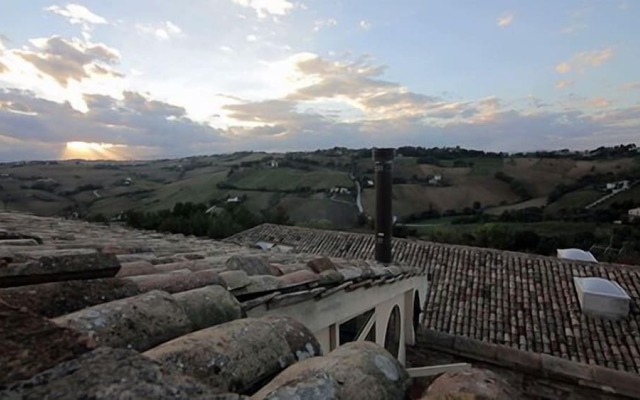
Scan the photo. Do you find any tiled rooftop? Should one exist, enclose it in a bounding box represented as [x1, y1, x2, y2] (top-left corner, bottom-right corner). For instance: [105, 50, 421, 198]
[230, 223, 640, 374]
[0, 212, 421, 398]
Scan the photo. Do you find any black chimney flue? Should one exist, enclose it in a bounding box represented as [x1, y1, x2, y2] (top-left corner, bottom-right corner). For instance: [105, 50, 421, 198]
[372, 148, 394, 264]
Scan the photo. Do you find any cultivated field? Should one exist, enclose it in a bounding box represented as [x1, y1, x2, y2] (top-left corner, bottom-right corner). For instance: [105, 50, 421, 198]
[544, 189, 603, 216]
[485, 197, 548, 215]
[1, 150, 638, 231]
[225, 168, 352, 191]
[361, 176, 521, 217]
[278, 196, 357, 229]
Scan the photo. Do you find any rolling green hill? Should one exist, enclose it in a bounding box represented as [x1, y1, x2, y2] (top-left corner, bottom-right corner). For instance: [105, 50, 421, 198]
[1, 147, 638, 232]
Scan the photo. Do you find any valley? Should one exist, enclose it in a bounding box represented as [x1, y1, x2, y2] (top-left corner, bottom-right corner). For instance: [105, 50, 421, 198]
[1, 145, 639, 263]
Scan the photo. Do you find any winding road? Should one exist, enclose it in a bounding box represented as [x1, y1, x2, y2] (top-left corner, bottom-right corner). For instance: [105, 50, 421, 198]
[355, 180, 363, 213]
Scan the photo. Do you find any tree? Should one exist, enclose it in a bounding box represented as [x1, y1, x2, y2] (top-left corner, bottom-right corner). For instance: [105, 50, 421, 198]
[474, 224, 514, 250]
[264, 206, 290, 225]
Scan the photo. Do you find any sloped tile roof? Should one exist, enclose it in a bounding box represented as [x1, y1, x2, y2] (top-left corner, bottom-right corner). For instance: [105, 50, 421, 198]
[0, 212, 419, 398]
[229, 223, 640, 373]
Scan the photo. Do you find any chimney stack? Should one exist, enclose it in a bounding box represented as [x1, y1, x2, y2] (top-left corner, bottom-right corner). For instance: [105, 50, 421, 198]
[372, 148, 394, 264]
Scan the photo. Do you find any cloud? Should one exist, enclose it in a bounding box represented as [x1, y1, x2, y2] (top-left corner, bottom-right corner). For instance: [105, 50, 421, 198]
[232, 0, 294, 18]
[45, 4, 107, 39]
[135, 21, 184, 41]
[622, 81, 640, 90]
[213, 52, 640, 153]
[497, 13, 514, 27]
[561, 24, 587, 34]
[359, 20, 372, 31]
[15, 36, 120, 87]
[282, 54, 439, 121]
[314, 18, 337, 32]
[0, 61, 7, 74]
[227, 53, 633, 152]
[555, 80, 574, 89]
[555, 48, 614, 74]
[0, 89, 225, 159]
[555, 63, 571, 74]
[1, 27, 638, 161]
[220, 54, 446, 142]
[45, 4, 107, 25]
[3, 82, 640, 160]
[225, 99, 324, 136]
[222, 101, 640, 154]
[586, 97, 611, 108]
[561, 7, 591, 34]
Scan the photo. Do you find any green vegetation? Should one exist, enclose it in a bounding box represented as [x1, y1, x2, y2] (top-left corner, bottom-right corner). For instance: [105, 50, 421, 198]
[596, 184, 640, 208]
[494, 171, 533, 200]
[413, 220, 612, 256]
[122, 201, 289, 239]
[544, 189, 601, 215]
[223, 168, 352, 192]
[470, 158, 503, 176]
[2, 144, 639, 264]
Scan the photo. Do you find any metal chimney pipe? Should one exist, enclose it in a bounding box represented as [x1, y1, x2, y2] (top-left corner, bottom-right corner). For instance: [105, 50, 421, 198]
[372, 148, 394, 264]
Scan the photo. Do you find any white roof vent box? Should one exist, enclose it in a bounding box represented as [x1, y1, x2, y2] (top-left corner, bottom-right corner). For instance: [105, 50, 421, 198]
[573, 277, 630, 320]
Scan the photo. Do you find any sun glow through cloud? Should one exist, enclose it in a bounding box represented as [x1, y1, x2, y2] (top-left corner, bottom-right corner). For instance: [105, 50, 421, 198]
[62, 141, 128, 160]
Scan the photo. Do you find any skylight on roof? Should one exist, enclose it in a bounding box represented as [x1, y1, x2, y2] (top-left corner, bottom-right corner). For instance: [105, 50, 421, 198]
[557, 248, 598, 263]
[574, 277, 630, 319]
[578, 277, 630, 299]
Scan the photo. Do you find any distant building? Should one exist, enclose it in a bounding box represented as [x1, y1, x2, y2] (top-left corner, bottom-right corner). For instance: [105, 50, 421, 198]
[428, 175, 442, 185]
[629, 208, 640, 221]
[226, 196, 242, 203]
[605, 180, 630, 191]
[330, 186, 351, 195]
[269, 160, 279, 168]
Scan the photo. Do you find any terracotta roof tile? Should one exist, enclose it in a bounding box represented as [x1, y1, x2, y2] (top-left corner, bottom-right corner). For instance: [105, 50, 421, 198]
[0, 212, 421, 398]
[230, 223, 640, 374]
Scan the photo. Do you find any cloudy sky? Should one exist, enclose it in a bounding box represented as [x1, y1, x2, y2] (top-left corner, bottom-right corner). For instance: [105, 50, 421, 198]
[0, 0, 638, 160]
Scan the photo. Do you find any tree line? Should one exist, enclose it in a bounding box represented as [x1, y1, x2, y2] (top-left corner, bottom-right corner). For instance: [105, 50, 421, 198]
[122, 201, 289, 239]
